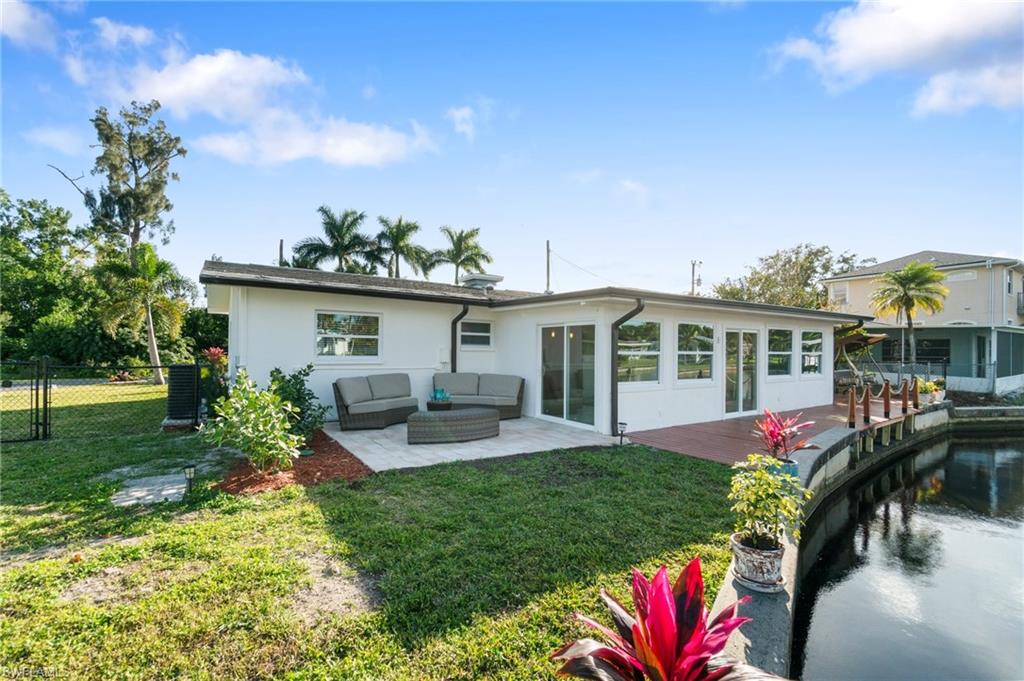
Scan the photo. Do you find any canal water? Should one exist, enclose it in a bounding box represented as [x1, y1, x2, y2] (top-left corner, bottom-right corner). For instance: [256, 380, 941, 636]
[792, 437, 1024, 681]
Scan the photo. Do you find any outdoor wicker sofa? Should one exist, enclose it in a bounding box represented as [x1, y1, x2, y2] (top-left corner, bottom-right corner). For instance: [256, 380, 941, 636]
[407, 407, 500, 444]
[432, 372, 524, 419]
[333, 373, 419, 430]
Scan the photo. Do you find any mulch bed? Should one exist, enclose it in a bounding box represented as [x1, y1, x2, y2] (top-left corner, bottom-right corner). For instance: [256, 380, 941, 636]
[214, 429, 373, 495]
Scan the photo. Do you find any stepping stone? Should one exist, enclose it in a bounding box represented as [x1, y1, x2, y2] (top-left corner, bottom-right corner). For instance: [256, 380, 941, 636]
[111, 474, 187, 506]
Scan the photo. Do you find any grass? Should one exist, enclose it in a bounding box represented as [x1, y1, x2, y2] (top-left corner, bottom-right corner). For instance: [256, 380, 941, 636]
[1, 393, 736, 679]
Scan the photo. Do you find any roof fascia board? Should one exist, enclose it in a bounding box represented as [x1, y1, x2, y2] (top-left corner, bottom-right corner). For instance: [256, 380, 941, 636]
[824, 258, 1021, 282]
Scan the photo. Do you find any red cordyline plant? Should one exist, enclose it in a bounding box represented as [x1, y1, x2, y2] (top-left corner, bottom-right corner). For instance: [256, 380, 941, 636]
[201, 346, 228, 372]
[552, 557, 751, 681]
[752, 409, 813, 460]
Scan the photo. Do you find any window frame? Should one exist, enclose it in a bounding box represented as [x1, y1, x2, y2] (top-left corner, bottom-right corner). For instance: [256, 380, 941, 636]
[314, 310, 383, 362]
[799, 329, 824, 378]
[617, 319, 662, 385]
[675, 321, 715, 385]
[459, 320, 494, 350]
[766, 328, 795, 379]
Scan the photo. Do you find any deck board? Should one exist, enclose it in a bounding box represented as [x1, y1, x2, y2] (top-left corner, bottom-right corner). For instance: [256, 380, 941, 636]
[627, 395, 918, 465]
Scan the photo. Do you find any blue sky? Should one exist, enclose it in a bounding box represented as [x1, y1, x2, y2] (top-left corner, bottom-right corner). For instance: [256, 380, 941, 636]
[3, 1, 1022, 295]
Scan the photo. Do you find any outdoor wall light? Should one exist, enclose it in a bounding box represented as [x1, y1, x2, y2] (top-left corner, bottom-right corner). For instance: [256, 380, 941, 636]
[183, 464, 196, 494]
[617, 422, 627, 445]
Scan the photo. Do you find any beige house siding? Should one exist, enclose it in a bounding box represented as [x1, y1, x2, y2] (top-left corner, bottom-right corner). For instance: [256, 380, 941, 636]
[828, 264, 1024, 328]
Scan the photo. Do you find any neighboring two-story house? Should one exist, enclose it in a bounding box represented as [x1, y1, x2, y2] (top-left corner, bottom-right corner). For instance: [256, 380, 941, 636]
[823, 250, 1024, 394]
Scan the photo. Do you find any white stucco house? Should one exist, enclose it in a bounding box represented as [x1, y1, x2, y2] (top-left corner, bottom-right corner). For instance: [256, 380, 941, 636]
[200, 261, 871, 436]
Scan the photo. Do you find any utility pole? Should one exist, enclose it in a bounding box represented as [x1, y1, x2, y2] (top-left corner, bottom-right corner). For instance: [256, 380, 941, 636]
[545, 240, 553, 294]
[690, 259, 703, 296]
[278, 239, 285, 266]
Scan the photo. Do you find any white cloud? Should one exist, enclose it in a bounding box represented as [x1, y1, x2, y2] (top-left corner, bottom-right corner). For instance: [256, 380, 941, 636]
[445, 105, 477, 141]
[566, 167, 605, 185]
[1, 0, 58, 51]
[22, 125, 84, 155]
[777, 0, 1023, 114]
[62, 53, 88, 85]
[615, 179, 650, 206]
[128, 49, 309, 121]
[92, 17, 154, 49]
[195, 108, 434, 167]
[914, 62, 1024, 115]
[444, 96, 497, 142]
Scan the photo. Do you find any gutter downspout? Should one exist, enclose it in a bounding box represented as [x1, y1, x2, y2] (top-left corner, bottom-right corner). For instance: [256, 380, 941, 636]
[610, 298, 645, 436]
[450, 304, 469, 372]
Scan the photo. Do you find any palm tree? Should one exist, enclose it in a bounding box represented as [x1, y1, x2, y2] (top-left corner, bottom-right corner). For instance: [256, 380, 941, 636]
[435, 226, 493, 285]
[375, 215, 432, 278]
[292, 206, 378, 274]
[94, 243, 191, 385]
[870, 262, 948, 365]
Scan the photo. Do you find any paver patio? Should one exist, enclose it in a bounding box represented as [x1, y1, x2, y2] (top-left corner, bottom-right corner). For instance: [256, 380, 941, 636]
[323, 416, 616, 471]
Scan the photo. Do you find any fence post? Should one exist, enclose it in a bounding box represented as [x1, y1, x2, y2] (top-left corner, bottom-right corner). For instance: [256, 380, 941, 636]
[192, 357, 201, 430]
[911, 377, 920, 409]
[862, 385, 872, 424]
[901, 379, 909, 415]
[882, 380, 891, 419]
[40, 355, 51, 439]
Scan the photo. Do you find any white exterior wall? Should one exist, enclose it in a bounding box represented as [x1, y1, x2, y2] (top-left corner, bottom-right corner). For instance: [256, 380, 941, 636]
[220, 285, 494, 417]
[606, 300, 836, 432]
[216, 284, 841, 435]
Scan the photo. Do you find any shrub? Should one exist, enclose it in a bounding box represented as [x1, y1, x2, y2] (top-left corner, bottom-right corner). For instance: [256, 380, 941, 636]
[269, 364, 328, 444]
[728, 453, 812, 550]
[752, 408, 813, 460]
[201, 369, 303, 472]
[917, 379, 940, 394]
[552, 557, 751, 681]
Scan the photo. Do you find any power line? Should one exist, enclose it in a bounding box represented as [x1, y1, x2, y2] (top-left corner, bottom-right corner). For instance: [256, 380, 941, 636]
[549, 248, 621, 286]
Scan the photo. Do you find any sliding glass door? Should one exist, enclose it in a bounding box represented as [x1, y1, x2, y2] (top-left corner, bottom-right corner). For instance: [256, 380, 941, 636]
[725, 330, 758, 414]
[542, 324, 596, 425]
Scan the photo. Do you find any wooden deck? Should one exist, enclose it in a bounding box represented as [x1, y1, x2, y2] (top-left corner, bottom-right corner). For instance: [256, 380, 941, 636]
[627, 395, 919, 465]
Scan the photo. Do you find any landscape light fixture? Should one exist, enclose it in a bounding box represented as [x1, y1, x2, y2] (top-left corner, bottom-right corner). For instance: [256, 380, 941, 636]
[183, 464, 196, 494]
[617, 422, 628, 446]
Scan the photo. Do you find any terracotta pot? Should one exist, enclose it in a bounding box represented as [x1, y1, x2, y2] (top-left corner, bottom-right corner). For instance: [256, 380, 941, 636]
[730, 533, 785, 593]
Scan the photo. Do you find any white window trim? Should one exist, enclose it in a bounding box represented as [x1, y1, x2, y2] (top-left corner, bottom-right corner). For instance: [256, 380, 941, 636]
[459, 319, 494, 351]
[617, 319, 662, 387]
[766, 328, 795, 381]
[799, 329, 824, 379]
[314, 309, 383, 364]
[674, 320, 715, 387]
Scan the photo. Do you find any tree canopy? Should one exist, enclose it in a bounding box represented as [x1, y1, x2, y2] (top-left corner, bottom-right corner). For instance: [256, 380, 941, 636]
[435, 226, 493, 284]
[712, 244, 875, 309]
[870, 261, 948, 365]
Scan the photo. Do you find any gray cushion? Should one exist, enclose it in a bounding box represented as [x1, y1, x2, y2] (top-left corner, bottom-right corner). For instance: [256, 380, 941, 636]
[347, 396, 418, 415]
[336, 377, 372, 406]
[478, 374, 522, 398]
[368, 373, 411, 400]
[434, 372, 479, 396]
[450, 395, 517, 407]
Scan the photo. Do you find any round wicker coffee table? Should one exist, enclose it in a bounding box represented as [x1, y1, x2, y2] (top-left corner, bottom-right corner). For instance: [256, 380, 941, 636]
[407, 407, 499, 444]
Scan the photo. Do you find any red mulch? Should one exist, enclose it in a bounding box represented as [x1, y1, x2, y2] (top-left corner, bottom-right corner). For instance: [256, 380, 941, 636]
[214, 429, 373, 495]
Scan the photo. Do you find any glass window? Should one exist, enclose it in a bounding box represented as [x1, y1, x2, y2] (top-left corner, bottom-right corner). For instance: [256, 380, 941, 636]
[460, 321, 492, 347]
[801, 331, 823, 374]
[768, 329, 793, 376]
[830, 282, 848, 305]
[677, 323, 714, 380]
[316, 312, 380, 357]
[618, 321, 660, 382]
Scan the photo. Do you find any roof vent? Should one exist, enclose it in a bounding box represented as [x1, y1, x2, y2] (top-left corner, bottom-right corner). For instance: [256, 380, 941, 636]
[460, 273, 503, 289]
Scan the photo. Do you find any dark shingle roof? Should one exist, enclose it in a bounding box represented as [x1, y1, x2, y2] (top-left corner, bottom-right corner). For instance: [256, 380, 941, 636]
[825, 250, 1020, 281]
[199, 261, 538, 305]
[201, 260, 871, 322]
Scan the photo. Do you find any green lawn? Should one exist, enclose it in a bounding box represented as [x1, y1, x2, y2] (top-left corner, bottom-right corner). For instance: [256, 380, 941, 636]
[0, 395, 735, 680]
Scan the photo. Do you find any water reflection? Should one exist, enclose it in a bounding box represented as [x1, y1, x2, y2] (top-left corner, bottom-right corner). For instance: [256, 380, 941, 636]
[792, 438, 1024, 681]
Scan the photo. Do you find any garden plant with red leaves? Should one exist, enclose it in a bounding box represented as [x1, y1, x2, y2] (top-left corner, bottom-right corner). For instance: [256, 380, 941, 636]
[752, 409, 813, 460]
[552, 557, 751, 681]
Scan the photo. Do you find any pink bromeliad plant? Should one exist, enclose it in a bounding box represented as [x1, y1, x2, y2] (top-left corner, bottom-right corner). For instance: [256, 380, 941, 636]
[752, 409, 813, 461]
[552, 557, 751, 681]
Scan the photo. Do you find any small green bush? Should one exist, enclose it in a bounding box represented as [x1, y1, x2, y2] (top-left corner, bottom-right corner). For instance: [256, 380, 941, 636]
[728, 453, 812, 549]
[201, 369, 303, 472]
[269, 363, 328, 444]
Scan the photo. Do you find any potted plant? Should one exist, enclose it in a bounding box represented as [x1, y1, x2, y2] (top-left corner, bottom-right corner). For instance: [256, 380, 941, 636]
[727, 454, 812, 593]
[752, 408, 813, 477]
[918, 379, 945, 404]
